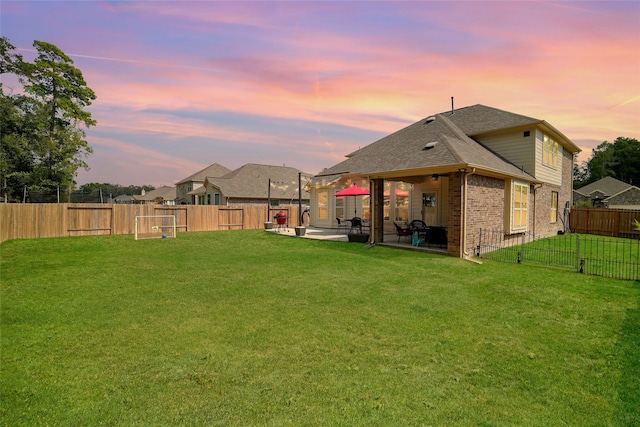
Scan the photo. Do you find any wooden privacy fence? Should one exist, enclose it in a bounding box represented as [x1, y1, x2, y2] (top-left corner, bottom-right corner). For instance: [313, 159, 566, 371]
[570, 207, 640, 239]
[0, 204, 302, 243]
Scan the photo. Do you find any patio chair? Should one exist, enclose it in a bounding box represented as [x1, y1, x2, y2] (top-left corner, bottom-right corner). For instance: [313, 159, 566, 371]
[393, 222, 412, 242]
[336, 218, 349, 234]
[410, 219, 429, 241]
[410, 220, 428, 232]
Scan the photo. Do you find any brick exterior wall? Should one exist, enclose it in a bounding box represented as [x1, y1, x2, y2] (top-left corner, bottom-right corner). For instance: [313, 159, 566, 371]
[447, 172, 463, 257]
[465, 174, 505, 254]
[532, 183, 564, 237]
[532, 148, 573, 237]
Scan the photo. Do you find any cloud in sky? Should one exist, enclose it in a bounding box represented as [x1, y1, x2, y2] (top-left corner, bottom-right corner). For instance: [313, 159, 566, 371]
[2, 0, 638, 187]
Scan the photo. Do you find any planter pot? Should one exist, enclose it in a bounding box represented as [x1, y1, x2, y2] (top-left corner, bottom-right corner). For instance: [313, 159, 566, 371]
[348, 233, 369, 243]
[295, 226, 306, 236]
[264, 221, 273, 230]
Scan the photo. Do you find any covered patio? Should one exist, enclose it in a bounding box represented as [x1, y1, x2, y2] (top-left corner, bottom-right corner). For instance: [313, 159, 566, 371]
[265, 226, 448, 254]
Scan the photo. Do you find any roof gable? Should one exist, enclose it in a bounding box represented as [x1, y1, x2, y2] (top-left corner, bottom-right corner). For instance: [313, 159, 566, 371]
[447, 104, 579, 153]
[206, 164, 312, 199]
[605, 185, 640, 201]
[577, 176, 633, 197]
[134, 186, 176, 201]
[317, 108, 536, 181]
[176, 163, 231, 185]
[446, 104, 540, 135]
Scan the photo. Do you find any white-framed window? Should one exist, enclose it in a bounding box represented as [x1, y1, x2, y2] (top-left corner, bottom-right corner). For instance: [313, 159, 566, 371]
[335, 194, 344, 220]
[383, 182, 391, 220]
[318, 189, 328, 220]
[550, 191, 558, 222]
[507, 180, 529, 232]
[541, 133, 559, 168]
[361, 195, 370, 220]
[395, 182, 410, 221]
[513, 182, 528, 229]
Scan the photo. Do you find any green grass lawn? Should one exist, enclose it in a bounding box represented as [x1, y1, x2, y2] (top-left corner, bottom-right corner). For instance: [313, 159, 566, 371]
[2, 230, 639, 426]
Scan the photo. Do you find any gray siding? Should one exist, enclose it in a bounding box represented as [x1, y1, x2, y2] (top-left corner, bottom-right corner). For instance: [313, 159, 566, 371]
[534, 130, 563, 185]
[475, 130, 535, 176]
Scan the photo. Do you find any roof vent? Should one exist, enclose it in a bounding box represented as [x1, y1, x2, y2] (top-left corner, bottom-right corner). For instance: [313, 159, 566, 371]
[423, 141, 438, 150]
[425, 116, 436, 124]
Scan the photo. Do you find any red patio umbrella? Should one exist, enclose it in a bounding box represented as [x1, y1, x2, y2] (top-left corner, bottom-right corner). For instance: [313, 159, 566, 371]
[334, 184, 370, 217]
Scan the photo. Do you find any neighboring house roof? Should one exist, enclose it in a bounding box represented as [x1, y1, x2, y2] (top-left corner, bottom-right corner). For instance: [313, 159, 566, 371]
[317, 105, 553, 181]
[205, 164, 312, 200]
[187, 186, 206, 196]
[606, 185, 640, 203]
[114, 194, 134, 203]
[575, 176, 633, 198]
[134, 186, 176, 202]
[175, 163, 232, 185]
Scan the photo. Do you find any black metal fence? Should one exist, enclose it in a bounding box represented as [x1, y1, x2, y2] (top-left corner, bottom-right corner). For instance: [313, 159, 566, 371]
[476, 229, 640, 281]
[20, 187, 108, 204]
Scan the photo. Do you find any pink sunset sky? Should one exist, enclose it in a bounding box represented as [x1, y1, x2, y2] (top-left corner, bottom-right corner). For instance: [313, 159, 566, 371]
[2, 1, 639, 187]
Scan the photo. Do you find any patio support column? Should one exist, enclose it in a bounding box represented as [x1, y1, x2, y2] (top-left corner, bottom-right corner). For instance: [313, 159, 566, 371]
[371, 178, 385, 243]
[448, 172, 464, 257]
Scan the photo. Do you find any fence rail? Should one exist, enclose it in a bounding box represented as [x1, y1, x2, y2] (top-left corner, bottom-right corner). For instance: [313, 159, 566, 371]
[477, 228, 640, 281]
[0, 203, 302, 243]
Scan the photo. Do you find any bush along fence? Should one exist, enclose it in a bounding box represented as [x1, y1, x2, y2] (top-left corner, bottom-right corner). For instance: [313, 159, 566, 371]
[476, 229, 640, 281]
[0, 203, 303, 243]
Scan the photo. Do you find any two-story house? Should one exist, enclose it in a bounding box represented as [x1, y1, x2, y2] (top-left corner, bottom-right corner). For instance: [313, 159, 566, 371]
[175, 163, 232, 205]
[201, 163, 312, 207]
[309, 104, 581, 257]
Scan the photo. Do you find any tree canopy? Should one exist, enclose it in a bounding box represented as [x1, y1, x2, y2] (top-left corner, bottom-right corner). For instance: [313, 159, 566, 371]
[1, 37, 96, 202]
[574, 137, 640, 189]
[78, 183, 155, 197]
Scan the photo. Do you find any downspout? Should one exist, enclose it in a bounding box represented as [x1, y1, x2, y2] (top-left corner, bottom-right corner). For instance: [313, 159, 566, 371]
[461, 167, 476, 259]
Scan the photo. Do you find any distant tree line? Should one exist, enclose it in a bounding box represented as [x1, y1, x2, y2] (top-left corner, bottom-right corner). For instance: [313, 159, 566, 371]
[1, 37, 96, 202]
[574, 137, 640, 189]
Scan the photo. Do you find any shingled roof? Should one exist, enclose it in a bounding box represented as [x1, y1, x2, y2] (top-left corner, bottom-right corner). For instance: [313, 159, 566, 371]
[175, 163, 231, 185]
[134, 186, 176, 202]
[205, 164, 312, 200]
[317, 105, 550, 181]
[574, 176, 634, 197]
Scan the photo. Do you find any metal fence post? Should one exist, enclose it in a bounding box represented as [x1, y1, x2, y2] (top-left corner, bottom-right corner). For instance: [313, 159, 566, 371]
[576, 234, 581, 273]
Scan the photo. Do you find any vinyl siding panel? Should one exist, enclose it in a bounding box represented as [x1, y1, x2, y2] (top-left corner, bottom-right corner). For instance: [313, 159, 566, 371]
[475, 131, 535, 176]
[534, 130, 563, 185]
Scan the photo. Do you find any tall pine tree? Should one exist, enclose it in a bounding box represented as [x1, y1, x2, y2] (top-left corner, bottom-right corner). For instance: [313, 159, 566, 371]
[0, 37, 96, 202]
